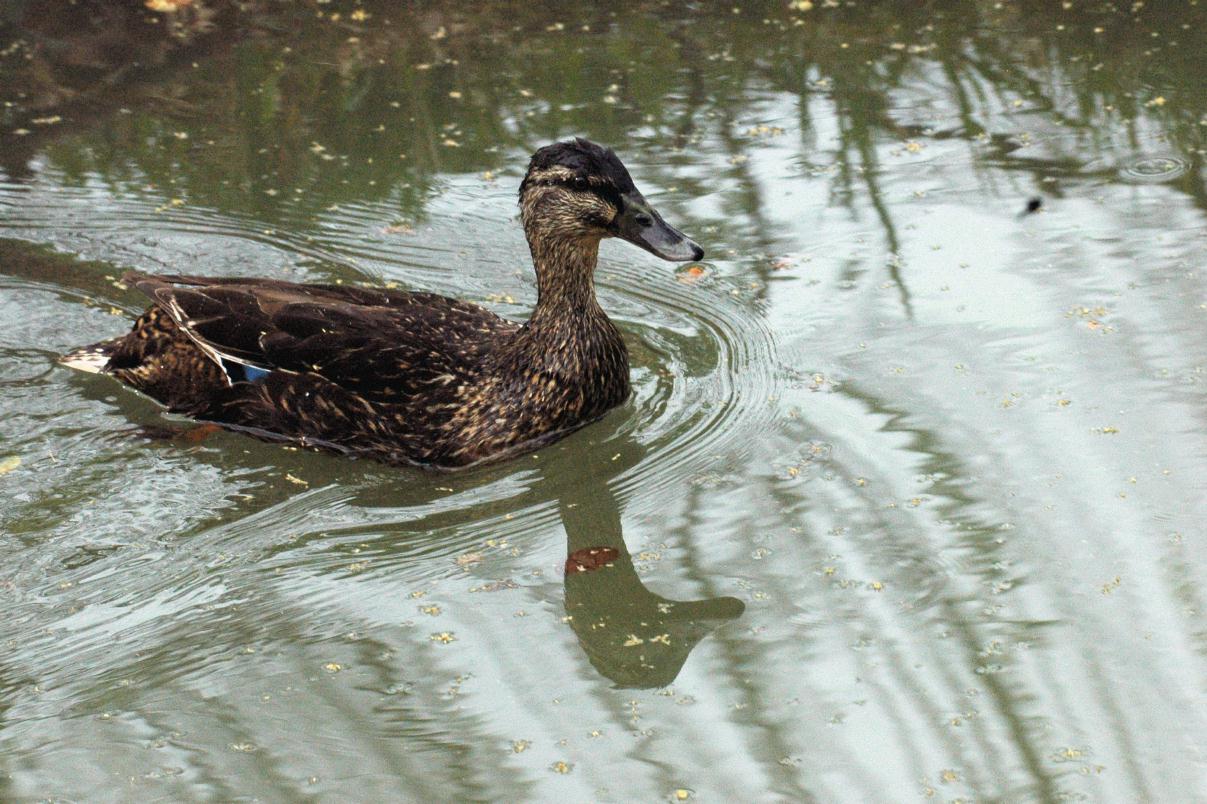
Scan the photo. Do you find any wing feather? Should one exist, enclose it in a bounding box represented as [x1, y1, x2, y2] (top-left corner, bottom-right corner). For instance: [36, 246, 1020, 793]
[125, 271, 518, 403]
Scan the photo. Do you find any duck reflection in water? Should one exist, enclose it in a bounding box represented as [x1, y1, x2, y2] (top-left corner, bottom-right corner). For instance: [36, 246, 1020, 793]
[555, 443, 745, 689]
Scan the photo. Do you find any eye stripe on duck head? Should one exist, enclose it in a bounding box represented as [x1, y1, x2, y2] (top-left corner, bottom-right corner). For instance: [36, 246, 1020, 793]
[521, 167, 624, 212]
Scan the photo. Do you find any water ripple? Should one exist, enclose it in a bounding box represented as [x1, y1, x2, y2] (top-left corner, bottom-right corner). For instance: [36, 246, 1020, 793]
[1119, 155, 1190, 184]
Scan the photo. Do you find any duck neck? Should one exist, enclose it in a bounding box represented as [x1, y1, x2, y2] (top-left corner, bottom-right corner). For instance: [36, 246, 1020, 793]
[500, 228, 630, 416]
[527, 233, 605, 328]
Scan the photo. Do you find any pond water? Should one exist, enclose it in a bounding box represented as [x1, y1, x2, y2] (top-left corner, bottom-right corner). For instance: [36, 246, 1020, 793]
[2, 1, 1205, 800]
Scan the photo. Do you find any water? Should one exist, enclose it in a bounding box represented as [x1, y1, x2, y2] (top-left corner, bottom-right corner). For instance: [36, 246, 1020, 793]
[2, 1, 1205, 800]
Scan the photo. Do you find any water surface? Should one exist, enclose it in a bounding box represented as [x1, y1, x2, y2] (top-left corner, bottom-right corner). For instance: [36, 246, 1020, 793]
[1, 1, 1205, 800]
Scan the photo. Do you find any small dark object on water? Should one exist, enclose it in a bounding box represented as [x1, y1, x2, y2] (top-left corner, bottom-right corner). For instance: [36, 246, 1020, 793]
[1023, 196, 1043, 215]
[59, 139, 704, 469]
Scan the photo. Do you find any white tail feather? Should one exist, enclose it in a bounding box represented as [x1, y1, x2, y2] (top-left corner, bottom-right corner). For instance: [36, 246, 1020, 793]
[59, 348, 111, 374]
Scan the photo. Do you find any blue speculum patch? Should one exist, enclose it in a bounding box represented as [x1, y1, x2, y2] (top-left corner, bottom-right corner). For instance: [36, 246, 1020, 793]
[236, 364, 271, 383]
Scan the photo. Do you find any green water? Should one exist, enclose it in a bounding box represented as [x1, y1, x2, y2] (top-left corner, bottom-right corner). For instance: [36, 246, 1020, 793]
[1, 1, 1205, 800]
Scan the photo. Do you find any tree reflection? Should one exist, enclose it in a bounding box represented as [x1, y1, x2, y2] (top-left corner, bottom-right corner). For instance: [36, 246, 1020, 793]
[3, 0, 1201, 245]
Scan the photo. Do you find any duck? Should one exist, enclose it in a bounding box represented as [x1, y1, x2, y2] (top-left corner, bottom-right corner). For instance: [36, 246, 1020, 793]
[60, 138, 704, 469]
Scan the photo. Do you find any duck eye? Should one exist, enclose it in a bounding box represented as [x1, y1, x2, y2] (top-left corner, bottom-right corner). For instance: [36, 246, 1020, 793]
[572, 176, 589, 191]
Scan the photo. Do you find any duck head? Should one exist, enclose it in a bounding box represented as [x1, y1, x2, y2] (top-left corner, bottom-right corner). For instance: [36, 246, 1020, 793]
[519, 138, 704, 262]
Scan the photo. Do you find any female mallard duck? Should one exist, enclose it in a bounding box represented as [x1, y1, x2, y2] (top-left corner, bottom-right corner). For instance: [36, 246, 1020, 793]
[60, 139, 704, 468]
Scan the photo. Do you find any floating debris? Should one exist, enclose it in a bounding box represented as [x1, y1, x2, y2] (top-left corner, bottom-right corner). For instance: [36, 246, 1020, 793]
[469, 579, 519, 593]
[744, 124, 785, 138]
[145, 0, 192, 11]
[455, 552, 483, 567]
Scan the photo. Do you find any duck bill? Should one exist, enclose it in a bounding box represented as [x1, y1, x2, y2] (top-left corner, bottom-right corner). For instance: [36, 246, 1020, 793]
[614, 192, 704, 262]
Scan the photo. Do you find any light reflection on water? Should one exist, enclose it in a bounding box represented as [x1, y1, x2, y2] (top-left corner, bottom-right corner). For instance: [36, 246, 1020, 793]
[1, 1, 1206, 800]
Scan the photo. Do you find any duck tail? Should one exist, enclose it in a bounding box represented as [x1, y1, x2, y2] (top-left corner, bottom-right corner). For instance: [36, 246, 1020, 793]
[59, 339, 119, 374]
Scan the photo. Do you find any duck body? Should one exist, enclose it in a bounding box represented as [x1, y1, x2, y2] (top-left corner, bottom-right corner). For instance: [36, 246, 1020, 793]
[61, 139, 702, 469]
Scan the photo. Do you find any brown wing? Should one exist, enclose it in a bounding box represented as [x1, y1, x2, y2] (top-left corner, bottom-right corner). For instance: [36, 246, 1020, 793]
[125, 272, 519, 404]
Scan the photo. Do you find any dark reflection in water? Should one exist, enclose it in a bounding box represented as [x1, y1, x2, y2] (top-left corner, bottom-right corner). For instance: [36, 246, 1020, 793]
[327, 431, 748, 690]
[558, 445, 745, 689]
